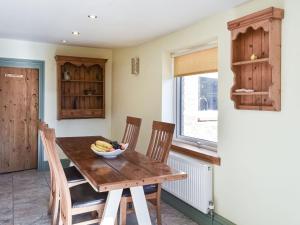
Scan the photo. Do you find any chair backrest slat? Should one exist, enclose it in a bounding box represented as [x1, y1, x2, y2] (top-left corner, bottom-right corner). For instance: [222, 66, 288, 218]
[122, 116, 142, 151]
[146, 121, 175, 163]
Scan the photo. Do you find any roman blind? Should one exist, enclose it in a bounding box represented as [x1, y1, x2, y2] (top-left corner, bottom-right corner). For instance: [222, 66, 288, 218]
[174, 47, 218, 77]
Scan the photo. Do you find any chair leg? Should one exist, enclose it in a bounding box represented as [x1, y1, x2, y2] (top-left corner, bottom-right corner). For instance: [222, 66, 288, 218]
[48, 189, 54, 214]
[58, 212, 63, 225]
[98, 205, 104, 220]
[119, 197, 127, 225]
[156, 187, 162, 225]
[156, 197, 162, 225]
[48, 175, 55, 214]
[52, 190, 60, 225]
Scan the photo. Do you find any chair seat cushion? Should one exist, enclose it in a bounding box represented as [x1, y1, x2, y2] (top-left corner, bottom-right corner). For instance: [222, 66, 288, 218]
[122, 184, 158, 197]
[70, 183, 107, 208]
[64, 166, 85, 183]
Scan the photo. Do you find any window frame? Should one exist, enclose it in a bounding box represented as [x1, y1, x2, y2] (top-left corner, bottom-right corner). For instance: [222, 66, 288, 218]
[175, 75, 218, 152]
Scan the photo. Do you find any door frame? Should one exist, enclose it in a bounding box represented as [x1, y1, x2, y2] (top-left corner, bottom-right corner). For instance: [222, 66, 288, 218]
[0, 57, 45, 171]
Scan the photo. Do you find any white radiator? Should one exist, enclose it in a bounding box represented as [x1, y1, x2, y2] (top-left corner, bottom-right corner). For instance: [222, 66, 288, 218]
[163, 151, 213, 214]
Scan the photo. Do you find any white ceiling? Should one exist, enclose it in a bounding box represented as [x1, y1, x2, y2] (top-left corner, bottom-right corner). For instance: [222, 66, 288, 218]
[0, 0, 248, 48]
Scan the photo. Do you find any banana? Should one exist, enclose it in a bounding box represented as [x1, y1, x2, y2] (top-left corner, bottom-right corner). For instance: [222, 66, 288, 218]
[95, 140, 113, 149]
[91, 144, 107, 152]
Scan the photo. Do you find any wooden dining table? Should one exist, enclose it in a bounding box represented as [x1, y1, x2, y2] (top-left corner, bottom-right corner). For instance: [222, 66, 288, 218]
[56, 136, 187, 225]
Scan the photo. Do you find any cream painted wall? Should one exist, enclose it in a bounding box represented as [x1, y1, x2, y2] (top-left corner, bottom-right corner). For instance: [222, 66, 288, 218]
[0, 39, 112, 159]
[112, 0, 300, 225]
[112, 43, 163, 153]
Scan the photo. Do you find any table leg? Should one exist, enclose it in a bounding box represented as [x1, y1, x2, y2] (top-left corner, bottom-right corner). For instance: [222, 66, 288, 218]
[101, 189, 123, 225]
[130, 186, 152, 225]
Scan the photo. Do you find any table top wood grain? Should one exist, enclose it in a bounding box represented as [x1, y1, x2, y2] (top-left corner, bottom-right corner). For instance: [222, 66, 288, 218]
[56, 136, 187, 192]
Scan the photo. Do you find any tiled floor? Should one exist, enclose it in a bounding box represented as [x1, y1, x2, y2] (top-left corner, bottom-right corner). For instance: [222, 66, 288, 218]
[0, 170, 197, 225]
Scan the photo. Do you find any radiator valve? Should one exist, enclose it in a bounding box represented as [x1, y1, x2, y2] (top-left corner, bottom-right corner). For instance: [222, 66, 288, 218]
[208, 201, 215, 210]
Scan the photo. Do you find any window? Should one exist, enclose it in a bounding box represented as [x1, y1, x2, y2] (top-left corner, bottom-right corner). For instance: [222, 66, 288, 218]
[198, 75, 218, 111]
[174, 47, 218, 149]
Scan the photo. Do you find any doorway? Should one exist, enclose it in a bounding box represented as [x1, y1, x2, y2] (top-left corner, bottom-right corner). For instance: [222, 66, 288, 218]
[0, 58, 44, 173]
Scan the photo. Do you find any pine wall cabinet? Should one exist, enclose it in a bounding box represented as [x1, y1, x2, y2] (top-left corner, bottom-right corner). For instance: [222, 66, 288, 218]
[227, 7, 284, 111]
[56, 55, 107, 119]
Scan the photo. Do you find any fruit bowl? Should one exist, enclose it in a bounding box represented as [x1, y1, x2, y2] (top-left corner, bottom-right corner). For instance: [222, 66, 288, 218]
[91, 141, 128, 159]
[91, 148, 127, 159]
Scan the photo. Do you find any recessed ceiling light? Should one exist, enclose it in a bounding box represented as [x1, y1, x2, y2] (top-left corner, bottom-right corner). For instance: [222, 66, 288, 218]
[72, 31, 80, 36]
[61, 40, 67, 43]
[88, 15, 98, 19]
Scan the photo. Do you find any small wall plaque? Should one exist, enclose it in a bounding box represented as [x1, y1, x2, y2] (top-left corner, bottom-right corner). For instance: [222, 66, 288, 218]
[131, 57, 139, 75]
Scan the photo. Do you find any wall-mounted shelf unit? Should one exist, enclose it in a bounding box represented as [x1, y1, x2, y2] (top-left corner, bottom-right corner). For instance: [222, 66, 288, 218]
[56, 55, 107, 119]
[227, 7, 284, 111]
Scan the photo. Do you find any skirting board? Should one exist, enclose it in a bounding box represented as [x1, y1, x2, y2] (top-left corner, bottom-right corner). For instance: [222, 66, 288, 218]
[39, 159, 70, 171]
[161, 190, 236, 225]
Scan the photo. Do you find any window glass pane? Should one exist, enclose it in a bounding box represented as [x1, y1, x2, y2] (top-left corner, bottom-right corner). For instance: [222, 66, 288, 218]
[181, 73, 218, 142]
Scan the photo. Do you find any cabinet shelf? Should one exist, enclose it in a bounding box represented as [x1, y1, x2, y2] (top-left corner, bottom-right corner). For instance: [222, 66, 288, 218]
[232, 91, 269, 96]
[232, 58, 269, 66]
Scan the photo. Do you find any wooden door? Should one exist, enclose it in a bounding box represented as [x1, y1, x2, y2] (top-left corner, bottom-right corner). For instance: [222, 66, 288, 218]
[0, 67, 39, 173]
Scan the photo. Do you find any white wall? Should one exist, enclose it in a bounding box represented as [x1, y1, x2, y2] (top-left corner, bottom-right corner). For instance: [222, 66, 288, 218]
[112, 0, 300, 225]
[0, 39, 112, 159]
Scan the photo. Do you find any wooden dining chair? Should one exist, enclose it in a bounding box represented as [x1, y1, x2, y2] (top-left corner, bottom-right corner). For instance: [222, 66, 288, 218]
[38, 121, 86, 186]
[119, 121, 175, 225]
[38, 121, 87, 224]
[122, 116, 142, 151]
[38, 121, 55, 215]
[44, 127, 108, 225]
